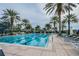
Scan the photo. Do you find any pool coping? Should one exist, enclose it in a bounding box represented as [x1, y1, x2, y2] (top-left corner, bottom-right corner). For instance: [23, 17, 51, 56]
[0, 34, 53, 50]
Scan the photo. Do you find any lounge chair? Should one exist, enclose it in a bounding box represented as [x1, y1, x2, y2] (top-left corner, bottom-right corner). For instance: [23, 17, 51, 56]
[74, 37, 79, 42]
[0, 49, 5, 56]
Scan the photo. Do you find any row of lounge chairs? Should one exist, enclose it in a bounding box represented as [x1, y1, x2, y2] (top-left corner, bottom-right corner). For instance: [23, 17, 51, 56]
[68, 35, 79, 42]
[61, 34, 79, 48]
[61, 34, 79, 43]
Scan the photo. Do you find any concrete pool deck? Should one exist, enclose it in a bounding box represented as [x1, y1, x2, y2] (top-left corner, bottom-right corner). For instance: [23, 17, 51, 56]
[0, 34, 79, 56]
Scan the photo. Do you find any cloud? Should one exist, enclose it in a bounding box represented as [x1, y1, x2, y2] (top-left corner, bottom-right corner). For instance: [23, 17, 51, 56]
[0, 3, 51, 28]
[17, 4, 50, 28]
[0, 3, 79, 29]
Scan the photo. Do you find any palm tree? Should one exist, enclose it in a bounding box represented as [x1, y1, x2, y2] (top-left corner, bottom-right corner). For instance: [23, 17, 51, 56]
[35, 25, 41, 33]
[22, 19, 29, 28]
[67, 3, 78, 35]
[42, 28, 47, 33]
[50, 16, 59, 32]
[16, 24, 22, 31]
[45, 24, 51, 32]
[64, 14, 78, 34]
[22, 19, 29, 25]
[1, 9, 20, 32]
[31, 28, 34, 33]
[62, 19, 67, 32]
[0, 21, 10, 33]
[26, 24, 32, 32]
[22, 19, 31, 32]
[43, 3, 77, 35]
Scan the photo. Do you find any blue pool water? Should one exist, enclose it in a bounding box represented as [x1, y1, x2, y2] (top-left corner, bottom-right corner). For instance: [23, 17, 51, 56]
[0, 33, 49, 47]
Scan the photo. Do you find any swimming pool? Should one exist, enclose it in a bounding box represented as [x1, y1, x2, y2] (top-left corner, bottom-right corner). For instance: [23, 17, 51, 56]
[0, 33, 49, 47]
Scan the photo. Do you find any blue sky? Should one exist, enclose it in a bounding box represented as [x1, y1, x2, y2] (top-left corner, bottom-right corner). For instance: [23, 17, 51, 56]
[0, 3, 79, 29]
[0, 3, 50, 28]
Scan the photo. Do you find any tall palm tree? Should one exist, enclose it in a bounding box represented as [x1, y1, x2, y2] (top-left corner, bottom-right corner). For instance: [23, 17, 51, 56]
[64, 14, 78, 34]
[50, 16, 59, 32]
[43, 3, 77, 35]
[67, 3, 78, 35]
[1, 9, 20, 31]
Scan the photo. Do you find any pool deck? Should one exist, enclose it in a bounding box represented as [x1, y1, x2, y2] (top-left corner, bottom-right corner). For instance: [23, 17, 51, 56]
[0, 34, 79, 56]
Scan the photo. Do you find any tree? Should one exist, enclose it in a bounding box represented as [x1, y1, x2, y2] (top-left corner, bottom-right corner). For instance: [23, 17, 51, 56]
[64, 14, 78, 34]
[26, 24, 32, 32]
[62, 19, 67, 32]
[22, 19, 29, 25]
[50, 16, 59, 32]
[66, 3, 78, 35]
[35, 25, 41, 33]
[22, 19, 30, 32]
[1, 9, 20, 32]
[43, 3, 77, 35]
[42, 28, 47, 33]
[16, 24, 22, 32]
[0, 21, 10, 33]
[45, 24, 51, 32]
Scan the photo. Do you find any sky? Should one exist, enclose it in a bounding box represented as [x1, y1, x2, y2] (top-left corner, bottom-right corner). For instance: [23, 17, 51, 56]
[0, 3, 50, 28]
[0, 3, 79, 29]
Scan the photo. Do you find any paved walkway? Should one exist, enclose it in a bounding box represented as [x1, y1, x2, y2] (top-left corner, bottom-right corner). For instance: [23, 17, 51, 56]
[52, 34, 79, 56]
[0, 34, 79, 56]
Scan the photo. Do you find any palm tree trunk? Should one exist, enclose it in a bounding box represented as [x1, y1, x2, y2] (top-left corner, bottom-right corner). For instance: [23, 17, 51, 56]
[10, 17, 14, 35]
[68, 4, 70, 35]
[68, 12, 70, 35]
[58, 14, 61, 35]
[62, 25, 64, 32]
[54, 22, 56, 32]
[11, 19, 13, 31]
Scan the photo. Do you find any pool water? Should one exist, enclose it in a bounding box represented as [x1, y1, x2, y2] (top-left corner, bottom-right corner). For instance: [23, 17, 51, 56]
[0, 33, 49, 47]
